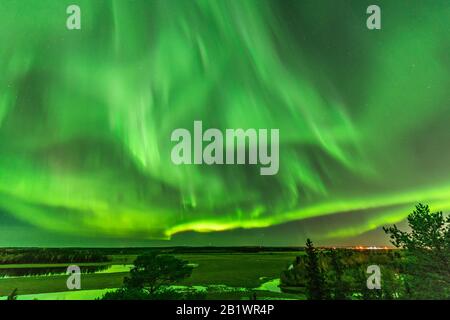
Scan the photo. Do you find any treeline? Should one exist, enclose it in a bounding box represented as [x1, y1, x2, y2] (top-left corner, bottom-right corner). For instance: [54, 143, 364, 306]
[0, 248, 110, 264]
[102, 246, 304, 254]
[162, 246, 304, 254]
[1, 246, 304, 257]
[281, 246, 404, 299]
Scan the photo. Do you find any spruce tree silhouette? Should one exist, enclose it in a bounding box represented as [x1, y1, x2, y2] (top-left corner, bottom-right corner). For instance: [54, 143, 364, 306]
[383, 203, 450, 299]
[304, 239, 329, 300]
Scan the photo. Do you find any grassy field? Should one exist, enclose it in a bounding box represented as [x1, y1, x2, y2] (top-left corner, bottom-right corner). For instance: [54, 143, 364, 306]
[0, 252, 304, 299]
[176, 253, 299, 287]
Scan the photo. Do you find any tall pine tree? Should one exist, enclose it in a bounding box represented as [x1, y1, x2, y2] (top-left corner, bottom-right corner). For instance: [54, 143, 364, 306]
[304, 238, 329, 299]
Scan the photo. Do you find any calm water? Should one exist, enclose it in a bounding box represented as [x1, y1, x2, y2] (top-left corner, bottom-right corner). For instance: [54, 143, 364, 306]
[0, 264, 134, 278]
[0, 263, 282, 300]
[0, 279, 281, 300]
[0, 288, 117, 300]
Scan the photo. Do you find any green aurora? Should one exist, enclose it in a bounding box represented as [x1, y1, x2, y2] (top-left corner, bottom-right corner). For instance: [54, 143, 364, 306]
[0, 0, 449, 246]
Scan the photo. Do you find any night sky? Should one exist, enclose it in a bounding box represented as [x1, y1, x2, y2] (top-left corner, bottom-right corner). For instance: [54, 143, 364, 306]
[0, 0, 448, 246]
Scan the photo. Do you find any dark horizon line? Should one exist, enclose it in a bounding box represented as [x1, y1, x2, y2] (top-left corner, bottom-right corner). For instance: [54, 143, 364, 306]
[0, 245, 397, 249]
